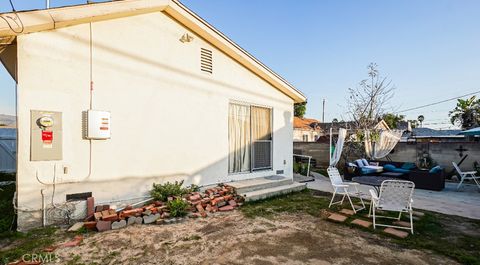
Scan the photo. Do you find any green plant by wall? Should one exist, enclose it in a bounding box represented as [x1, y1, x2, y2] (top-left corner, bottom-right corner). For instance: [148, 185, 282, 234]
[293, 161, 310, 176]
[150, 181, 189, 202]
[167, 198, 189, 217]
[293, 161, 301, 173]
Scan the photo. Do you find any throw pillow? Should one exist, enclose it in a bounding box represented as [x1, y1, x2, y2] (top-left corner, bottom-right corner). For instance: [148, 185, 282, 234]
[361, 158, 369, 167]
[355, 159, 364, 168]
[429, 166, 443, 174]
[383, 164, 396, 172]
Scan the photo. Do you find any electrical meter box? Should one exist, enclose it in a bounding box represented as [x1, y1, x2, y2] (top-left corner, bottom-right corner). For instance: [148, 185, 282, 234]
[31, 110, 63, 161]
[85, 110, 111, 140]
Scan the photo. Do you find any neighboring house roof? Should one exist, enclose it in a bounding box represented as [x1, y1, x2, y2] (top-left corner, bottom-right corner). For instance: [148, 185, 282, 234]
[317, 121, 356, 131]
[293, 117, 322, 131]
[374, 119, 391, 131]
[409, 128, 463, 138]
[0, 0, 306, 103]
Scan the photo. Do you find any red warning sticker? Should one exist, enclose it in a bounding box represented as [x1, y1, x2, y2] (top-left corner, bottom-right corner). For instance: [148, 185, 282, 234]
[42, 131, 53, 143]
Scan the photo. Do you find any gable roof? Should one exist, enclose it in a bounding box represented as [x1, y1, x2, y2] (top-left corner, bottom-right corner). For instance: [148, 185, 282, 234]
[0, 0, 306, 103]
[293, 117, 322, 131]
[410, 128, 463, 138]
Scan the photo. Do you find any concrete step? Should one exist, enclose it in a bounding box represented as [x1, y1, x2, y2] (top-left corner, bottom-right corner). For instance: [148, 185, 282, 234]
[228, 175, 293, 194]
[242, 182, 306, 202]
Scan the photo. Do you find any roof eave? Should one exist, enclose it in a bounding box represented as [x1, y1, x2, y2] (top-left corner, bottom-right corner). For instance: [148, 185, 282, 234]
[0, 0, 307, 103]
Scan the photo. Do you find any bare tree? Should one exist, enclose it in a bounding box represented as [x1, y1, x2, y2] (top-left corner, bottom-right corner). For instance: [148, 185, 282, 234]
[347, 63, 395, 130]
[341, 63, 396, 163]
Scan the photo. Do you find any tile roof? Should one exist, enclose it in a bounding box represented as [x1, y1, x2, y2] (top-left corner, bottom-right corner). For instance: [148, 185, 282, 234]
[293, 117, 322, 131]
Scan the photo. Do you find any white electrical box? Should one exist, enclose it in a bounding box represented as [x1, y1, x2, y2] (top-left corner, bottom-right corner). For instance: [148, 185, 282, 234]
[86, 110, 111, 140]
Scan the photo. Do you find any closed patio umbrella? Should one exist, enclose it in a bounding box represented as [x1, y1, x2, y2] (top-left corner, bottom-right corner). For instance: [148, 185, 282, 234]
[458, 127, 480, 136]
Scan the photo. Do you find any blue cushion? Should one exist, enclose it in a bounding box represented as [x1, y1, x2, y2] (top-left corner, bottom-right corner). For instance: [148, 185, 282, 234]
[361, 168, 378, 174]
[429, 166, 442, 174]
[383, 164, 396, 172]
[401, 163, 416, 170]
[392, 168, 410, 174]
[361, 159, 369, 167]
[355, 159, 364, 168]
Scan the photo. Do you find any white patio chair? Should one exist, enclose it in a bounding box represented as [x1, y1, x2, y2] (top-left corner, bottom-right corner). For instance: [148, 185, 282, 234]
[327, 167, 365, 213]
[452, 162, 480, 190]
[368, 180, 415, 234]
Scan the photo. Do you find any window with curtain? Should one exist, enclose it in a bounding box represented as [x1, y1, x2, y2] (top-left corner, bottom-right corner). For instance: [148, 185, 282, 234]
[251, 106, 272, 170]
[228, 103, 272, 173]
[228, 104, 251, 173]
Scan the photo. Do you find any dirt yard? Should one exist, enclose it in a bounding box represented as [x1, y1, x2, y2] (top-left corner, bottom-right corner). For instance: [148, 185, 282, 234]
[50, 211, 457, 265]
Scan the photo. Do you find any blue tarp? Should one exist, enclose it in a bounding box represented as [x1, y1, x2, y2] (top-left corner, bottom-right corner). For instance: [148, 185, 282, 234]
[458, 127, 480, 136]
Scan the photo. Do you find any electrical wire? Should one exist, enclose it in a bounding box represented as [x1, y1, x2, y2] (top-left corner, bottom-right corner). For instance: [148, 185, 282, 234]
[397, 90, 480, 113]
[0, 0, 24, 34]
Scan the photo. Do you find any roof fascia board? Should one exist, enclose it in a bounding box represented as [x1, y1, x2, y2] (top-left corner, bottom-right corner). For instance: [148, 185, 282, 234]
[0, 0, 306, 103]
[0, 0, 169, 36]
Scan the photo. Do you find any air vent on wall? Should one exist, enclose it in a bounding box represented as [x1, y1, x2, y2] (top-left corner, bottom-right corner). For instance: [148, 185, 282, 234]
[200, 48, 213, 74]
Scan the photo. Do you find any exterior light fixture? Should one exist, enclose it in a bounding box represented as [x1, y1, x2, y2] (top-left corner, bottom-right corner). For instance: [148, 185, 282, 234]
[180, 33, 194, 43]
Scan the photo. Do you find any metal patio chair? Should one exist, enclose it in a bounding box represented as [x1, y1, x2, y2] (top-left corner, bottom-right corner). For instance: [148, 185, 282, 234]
[327, 167, 365, 213]
[368, 180, 415, 234]
[452, 162, 480, 190]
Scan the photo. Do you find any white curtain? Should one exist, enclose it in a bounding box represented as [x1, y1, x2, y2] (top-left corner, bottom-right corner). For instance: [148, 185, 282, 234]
[228, 104, 251, 173]
[330, 128, 347, 167]
[251, 106, 272, 141]
[364, 130, 403, 160]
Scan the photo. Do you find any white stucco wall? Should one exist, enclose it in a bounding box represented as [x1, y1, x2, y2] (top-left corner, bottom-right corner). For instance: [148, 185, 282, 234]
[293, 129, 320, 142]
[14, 11, 294, 230]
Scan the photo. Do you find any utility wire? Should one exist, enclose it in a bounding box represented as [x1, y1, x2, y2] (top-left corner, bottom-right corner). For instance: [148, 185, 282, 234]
[0, 0, 24, 34]
[397, 90, 480, 113]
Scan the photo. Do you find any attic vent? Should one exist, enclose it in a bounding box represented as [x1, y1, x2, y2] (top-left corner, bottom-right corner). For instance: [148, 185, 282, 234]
[200, 48, 213, 74]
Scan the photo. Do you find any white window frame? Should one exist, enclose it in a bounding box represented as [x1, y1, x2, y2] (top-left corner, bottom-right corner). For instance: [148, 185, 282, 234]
[228, 101, 273, 174]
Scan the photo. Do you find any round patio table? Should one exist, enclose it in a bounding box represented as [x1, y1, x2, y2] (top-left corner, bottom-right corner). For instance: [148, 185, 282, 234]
[352, 176, 402, 193]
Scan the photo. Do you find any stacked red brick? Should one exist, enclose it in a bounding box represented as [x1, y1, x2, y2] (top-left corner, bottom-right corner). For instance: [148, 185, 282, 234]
[81, 184, 243, 232]
[187, 184, 243, 218]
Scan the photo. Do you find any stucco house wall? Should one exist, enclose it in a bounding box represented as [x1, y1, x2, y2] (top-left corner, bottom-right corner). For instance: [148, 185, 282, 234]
[14, 11, 295, 230]
[293, 129, 320, 142]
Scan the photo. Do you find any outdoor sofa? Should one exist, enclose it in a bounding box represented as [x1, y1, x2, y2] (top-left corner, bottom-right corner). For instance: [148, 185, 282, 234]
[344, 159, 445, 191]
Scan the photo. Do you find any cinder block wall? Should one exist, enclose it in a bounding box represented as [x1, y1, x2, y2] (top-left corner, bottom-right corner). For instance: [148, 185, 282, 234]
[294, 141, 480, 172]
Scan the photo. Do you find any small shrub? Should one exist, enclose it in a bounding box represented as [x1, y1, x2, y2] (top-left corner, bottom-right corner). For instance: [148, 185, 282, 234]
[294, 161, 310, 176]
[300, 163, 309, 176]
[293, 161, 301, 173]
[167, 198, 189, 217]
[186, 184, 200, 193]
[150, 181, 188, 201]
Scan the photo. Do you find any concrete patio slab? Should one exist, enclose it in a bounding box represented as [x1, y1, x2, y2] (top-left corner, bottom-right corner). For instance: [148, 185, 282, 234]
[309, 172, 480, 220]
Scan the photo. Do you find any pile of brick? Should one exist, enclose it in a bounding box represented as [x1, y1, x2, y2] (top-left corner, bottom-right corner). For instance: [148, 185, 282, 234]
[74, 184, 243, 233]
[186, 184, 243, 218]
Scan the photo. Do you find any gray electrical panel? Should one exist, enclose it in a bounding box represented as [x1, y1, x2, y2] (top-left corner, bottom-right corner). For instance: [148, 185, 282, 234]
[30, 110, 63, 161]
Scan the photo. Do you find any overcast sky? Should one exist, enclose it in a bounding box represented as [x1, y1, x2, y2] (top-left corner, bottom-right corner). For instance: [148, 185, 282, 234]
[1, 0, 479, 129]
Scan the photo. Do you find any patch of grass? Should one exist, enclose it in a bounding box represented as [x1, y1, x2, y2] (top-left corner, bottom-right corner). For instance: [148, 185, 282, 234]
[66, 254, 84, 265]
[0, 173, 16, 233]
[241, 189, 480, 265]
[0, 226, 58, 264]
[0, 172, 15, 181]
[396, 212, 480, 265]
[241, 189, 344, 218]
